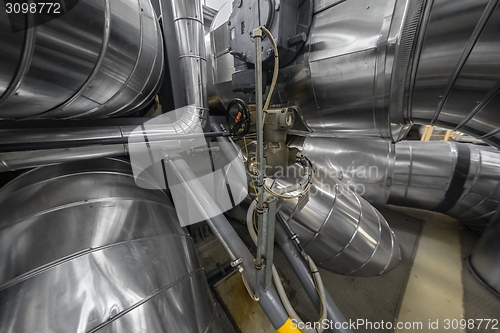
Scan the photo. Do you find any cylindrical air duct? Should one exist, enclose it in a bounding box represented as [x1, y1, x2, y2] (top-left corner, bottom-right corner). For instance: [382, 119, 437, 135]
[279, 175, 401, 276]
[170, 0, 208, 117]
[0, 158, 220, 333]
[298, 137, 500, 235]
[210, 0, 500, 145]
[0, 0, 163, 119]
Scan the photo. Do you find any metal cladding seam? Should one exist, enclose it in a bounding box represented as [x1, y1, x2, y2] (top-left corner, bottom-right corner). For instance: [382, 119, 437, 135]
[0, 158, 221, 333]
[0, 0, 163, 119]
[278, 171, 401, 277]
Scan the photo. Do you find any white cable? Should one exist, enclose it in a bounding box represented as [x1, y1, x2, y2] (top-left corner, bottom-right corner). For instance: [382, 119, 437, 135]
[246, 200, 327, 333]
[259, 26, 279, 112]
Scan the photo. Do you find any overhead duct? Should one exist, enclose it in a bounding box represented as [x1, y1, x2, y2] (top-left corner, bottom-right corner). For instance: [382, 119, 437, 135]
[210, 0, 500, 146]
[0, 158, 221, 333]
[296, 137, 500, 235]
[0, 0, 163, 119]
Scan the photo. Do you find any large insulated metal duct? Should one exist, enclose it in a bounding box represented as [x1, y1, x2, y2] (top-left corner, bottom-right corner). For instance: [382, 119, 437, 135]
[211, 0, 500, 145]
[296, 137, 500, 235]
[0, 0, 163, 119]
[271, 171, 400, 276]
[0, 158, 220, 333]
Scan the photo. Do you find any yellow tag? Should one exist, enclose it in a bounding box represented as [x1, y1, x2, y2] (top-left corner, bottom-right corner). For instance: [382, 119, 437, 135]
[277, 318, 301, 333]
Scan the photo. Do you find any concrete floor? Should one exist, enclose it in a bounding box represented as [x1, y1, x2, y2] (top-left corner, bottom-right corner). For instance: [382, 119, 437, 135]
[391, 207, 466, 333]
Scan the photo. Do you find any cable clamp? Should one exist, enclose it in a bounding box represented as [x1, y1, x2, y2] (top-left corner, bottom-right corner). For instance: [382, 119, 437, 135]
[231, 257, 243, 268]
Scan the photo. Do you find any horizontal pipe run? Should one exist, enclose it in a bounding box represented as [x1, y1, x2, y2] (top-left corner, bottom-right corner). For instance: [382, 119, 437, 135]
[0, 145, 128, 172]
[0, 127, 230, 152]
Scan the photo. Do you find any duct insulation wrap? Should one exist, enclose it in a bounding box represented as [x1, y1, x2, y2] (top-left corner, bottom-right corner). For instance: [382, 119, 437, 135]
[0, 0, 163, 119]
[247, 163, 401, 277]
[0, 158, 221, 333]
[297, 137, 500, 235]
[210, 0, 500, 146]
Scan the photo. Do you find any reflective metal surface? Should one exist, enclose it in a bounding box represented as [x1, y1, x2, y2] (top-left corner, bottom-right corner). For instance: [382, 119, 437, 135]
[278, 167, 401, 277]
[0, 158, 220, 333]
[410, 0, 500, 146]
[0, 0, 163, 119]
[301, 137, 396, 205]
[211, 0, 500, 145]
[300, 137, 500, 234]
[170, 0, 208, 115]
[0, 105, 205, 172]
[0, 144, 128, 171]
[469, 218, 500, 295]
[391, 141, 500, 234]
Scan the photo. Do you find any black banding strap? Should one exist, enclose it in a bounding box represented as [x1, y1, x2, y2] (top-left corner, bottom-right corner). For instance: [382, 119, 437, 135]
[433, 144, 471, 213]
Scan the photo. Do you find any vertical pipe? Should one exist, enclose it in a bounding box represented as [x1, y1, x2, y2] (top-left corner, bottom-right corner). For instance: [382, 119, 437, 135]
[169, 0, 208, 120]
[253, 27, 266, 297]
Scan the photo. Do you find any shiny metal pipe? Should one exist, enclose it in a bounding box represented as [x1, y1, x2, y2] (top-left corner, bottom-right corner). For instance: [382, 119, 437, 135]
[0, 104, 208, 171]
[10, 109, 201, 142]
[170, 0, 208, 120]
[277, 166, 401, 276]
[211, 0, 500, 146]
[0, 127, 119, 143]
[469, 218, 500, 295]
[0, 158, 220, 333]
[0, 0, 163, 119]
[300, 137, 500, 234]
